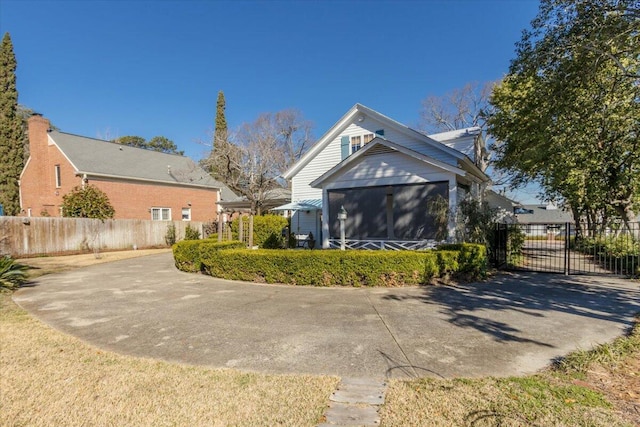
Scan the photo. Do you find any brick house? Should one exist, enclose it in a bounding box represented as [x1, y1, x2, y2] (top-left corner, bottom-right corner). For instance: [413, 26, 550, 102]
[20, 115, 233, 221]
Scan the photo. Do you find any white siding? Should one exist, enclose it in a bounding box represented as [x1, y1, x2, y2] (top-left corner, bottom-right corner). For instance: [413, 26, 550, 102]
[322, 151, 453, 190]
[291, 117, 458, 200]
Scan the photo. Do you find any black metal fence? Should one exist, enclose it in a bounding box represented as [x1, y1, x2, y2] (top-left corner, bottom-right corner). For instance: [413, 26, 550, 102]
[492, 222, 640, 277]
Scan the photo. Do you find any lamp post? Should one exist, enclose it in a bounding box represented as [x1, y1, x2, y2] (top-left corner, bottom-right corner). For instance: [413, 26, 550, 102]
[337, 205, 347, 250]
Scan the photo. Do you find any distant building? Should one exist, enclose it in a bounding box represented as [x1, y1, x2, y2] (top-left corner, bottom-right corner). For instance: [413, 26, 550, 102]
[20, 115, 235, 221]
[514, 202, 573, 236]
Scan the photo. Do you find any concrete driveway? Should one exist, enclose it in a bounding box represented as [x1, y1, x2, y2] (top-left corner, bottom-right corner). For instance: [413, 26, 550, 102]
[13, 253, 640, 379]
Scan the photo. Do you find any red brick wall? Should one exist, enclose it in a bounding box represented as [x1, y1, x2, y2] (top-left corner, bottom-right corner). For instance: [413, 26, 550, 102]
[88, 177, 219, 222]
[20, 116, 82, 216]
[21, 116, 220, 221]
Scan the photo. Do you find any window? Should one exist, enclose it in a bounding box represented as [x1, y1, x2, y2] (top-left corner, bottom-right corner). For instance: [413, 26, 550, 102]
[181, 207, 191, 221]
[151, 207, 171, 221]
[55, 165, 61, 188]
[363, 133, 374, 144]
[350, 135, 362, 153]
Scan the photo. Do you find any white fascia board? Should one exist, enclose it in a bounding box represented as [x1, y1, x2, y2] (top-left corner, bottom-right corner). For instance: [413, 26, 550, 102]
[284, 103, 469, 180]
[310, 138, 466, 188]
[18, 156, 31, 181]
[459, 157, 491, 183]
[50, 134, 81, 173]
[282, 104, 361, 179]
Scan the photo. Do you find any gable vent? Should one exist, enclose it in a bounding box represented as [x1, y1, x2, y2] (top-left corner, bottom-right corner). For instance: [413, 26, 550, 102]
[365, 145, 396, 156]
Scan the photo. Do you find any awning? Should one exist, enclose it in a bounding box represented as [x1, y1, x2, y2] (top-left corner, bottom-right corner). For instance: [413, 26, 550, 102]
[271, 199, 322, 211]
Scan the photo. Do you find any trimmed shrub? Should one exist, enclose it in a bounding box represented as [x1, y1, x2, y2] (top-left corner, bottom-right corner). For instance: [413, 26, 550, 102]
[201, 249, 428, 286]
[173, 240, 245, 273]
[184, 224, 201, 240]
[230, 215, 288, 247]
[438, 243, 488, 278]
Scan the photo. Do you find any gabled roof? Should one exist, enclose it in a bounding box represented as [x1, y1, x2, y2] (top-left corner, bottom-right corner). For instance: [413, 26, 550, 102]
[50, 130, 234, 197]
[282, 103, 471, 180]
[310, 137, 468, 188]
[515, 204, 573, 224]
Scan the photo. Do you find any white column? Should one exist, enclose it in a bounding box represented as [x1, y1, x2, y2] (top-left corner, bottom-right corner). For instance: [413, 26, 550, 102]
[448, 177, 457, 242]
[322, 188, 330, 249]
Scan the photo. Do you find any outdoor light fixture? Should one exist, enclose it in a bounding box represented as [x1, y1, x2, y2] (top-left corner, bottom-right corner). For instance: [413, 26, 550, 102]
[338, 205, 347, 250]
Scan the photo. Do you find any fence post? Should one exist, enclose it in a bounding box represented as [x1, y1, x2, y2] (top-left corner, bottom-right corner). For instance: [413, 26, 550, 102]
[564, 222, 570, 275]
[218, 220, 222, 243]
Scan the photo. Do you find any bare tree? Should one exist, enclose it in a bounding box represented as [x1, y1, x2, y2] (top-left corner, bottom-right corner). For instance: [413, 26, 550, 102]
[419, 81, 496, 173]
[207, 110, 314, 214]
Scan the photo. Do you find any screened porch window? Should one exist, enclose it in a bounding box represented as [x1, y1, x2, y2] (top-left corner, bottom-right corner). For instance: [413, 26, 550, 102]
[328, 182, 448, 240]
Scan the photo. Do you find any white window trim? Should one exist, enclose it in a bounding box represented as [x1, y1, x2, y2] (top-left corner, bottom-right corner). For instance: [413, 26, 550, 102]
[181, 207, 191, 221]
[151, 207, 172, 221]
[55, 165, 61, 188]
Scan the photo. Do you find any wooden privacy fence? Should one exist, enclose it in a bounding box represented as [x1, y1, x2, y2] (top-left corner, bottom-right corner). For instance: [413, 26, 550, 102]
[0, 216, 205, 257]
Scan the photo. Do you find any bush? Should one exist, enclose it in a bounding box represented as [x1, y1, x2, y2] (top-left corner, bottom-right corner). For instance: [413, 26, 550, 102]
[262, 232, 285, 249]
[184, 224, 201, 240]
[0, 256, 29, 290]
[230, 215, 288, 247]
[200, 250, 427, 286]
[438, 243, 488, 278]
[172, 240, 245, 272]
[165, 224, 177, 246]
[191, 246, 488, 286]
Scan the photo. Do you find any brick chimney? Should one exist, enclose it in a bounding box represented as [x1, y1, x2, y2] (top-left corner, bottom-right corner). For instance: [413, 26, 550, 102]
[27, 114, 51, 155]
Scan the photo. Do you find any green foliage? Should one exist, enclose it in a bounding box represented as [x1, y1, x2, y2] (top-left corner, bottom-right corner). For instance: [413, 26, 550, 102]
[113, 135, 183, 155]
[574, 234, 640, 276]
[182, 244, 488, 286]
[183, 224, 201, 241]
[455, 198, 498, 246]
[165, 224, 176, 246]
[262, 232, 284, 249]
[0, 255, 28, 290]
[0, 33, 25, 216]
[172, 240, 245, 273]
[230, 215, 288, 247]
[426, 194, 450, 241]
[488, 0, 640, 224]
[61, 185, 115, 219]
[215, 90, 227, 138]
[438, 243, 488, 278]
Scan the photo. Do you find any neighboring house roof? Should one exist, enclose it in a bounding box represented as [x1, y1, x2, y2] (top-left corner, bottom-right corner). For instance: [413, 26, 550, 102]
[50, 130, 235, 197]
[310, 136, 479, 188]
[515, 204, 573, 224]
[282, 103, 484, 180]
[217, 187, 291, 211]
[426, 127, 481, 158]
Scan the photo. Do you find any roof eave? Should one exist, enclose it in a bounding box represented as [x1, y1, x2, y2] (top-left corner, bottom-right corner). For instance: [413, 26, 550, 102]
[77, 171, 221, 190]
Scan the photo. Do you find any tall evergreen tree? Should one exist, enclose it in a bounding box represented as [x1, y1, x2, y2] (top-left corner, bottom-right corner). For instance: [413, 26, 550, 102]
[215, 90, 227, 142]
[207, 90, 240, 183]
[0, 33, 25, 216]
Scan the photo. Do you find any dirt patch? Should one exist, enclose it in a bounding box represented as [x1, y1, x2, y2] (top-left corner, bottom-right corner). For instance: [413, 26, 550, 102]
[579, 356, 640, 425]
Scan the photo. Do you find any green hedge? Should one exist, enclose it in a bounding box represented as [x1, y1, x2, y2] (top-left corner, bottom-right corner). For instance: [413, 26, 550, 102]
[437, 243, 487, 278]
[173, 241, 488, 286]
[200, 250, 428, 286]
[173, 240, 245, 273]
[230, 215, 288, 247]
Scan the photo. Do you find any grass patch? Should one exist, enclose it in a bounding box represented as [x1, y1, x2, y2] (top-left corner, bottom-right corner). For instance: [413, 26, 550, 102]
[380, 319, 640, 427]
[0, 293, 338, 426]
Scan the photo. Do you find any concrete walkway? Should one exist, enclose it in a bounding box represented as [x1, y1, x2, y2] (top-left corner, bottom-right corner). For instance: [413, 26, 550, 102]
[13, 252, 640, 379]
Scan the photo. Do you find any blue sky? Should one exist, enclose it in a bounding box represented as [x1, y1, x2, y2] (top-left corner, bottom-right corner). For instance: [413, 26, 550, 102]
[2, 0, 542, 202]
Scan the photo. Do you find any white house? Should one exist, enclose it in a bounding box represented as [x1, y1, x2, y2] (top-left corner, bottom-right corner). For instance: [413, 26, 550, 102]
[280, 104, 490, 249]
